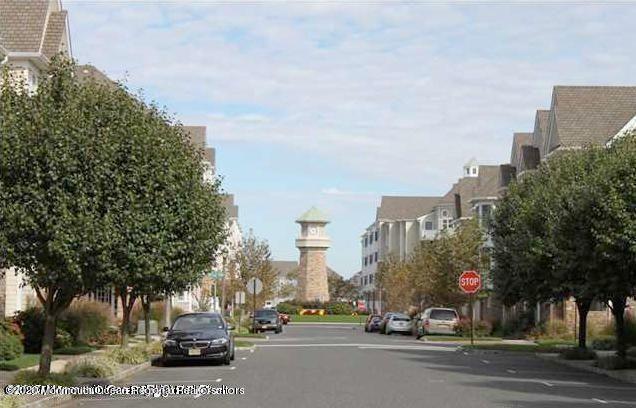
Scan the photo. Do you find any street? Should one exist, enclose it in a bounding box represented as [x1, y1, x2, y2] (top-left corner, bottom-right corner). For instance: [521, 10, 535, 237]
[69, 324, 636, 408]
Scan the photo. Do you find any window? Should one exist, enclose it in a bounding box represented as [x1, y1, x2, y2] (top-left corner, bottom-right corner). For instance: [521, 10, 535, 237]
[369, 274, 374, 283]
[364, 257, 368, 266]
[363, 276, 368, 285]
[364, 237, 368, 247]
[369, 255, 373, 265]
[425, 221, 433, 230]
[442, 219, 450, 230]
[441, 210, 449, 217]
[472, 167, 477, 175]
[374, 231, 378, 241]
[374, 252, 378, 262]
[369, 233, 373, 243]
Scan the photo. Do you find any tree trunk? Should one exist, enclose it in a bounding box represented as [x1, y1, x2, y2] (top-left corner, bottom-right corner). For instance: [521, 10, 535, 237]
[142, 296, 151, 343]
[119, 291, 136, 348]
[576, 297, 592, 349]
[611, 296, 628, 360]
[38, 307, 57, 376]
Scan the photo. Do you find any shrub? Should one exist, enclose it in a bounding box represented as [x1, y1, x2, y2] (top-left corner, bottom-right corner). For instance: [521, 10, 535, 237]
[14, 307, 72, 353]
[276, 302, 301, 315]
[94, 327, 121, 346]
[456, 319, 492, 337]
[58, 300, 113, 345]
[12, 370, 76, 386]
[0, 327, 23, 361]
[326, 302, 353, 315]
[535, 320, 570, 341]
[106, 346, 149, 365]
[474, 320, 493, 337]
[500, 309, 536, 339]
[139, 341, 162, 356]
[562, 347, 596, 360]
[65, 356, 118, 378]
[592, 336, 616, 351]
[596, 355, 634, 370]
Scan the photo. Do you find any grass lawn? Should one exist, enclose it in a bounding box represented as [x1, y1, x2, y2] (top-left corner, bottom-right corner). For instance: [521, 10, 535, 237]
[291, 314, 364, 323]
[234, 340, 254, 348]
[0, 354, 42, 371]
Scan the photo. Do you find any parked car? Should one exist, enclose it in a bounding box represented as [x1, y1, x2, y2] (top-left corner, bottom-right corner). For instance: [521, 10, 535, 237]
[251, 308, 283, 333]
[280, 313, 291, 325]
[416, 308, 459, 338]
[162, 312, 235, 365]
[385, 313, 413, 335]
[378, 312, 396, 334]
[364, 314, 382, 332]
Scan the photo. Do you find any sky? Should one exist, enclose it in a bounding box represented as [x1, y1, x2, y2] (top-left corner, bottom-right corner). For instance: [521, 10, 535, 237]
[64, 1, 636, 278]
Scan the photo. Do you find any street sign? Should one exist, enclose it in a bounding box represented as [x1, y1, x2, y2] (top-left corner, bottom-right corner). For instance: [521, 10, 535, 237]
[235, 291, 246, 304]
[246, 277, 263, 295]
[459, 270, 481, 294]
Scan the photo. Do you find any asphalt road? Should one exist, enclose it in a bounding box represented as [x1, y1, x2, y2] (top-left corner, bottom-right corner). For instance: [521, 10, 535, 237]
[69, 324, 636, 408]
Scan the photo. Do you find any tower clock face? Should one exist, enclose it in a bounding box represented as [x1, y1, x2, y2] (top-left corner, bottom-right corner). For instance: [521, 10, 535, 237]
[309, 226, 317, 235]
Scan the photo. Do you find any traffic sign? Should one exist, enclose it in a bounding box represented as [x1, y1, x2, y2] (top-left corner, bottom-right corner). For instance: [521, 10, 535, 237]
[246, 277, 263, 295]
[459, 270, 481, 294]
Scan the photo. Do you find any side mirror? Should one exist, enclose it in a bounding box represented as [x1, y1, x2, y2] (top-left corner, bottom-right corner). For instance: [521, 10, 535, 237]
[162, 326, 170, 332]
[227, 324, 235, 331]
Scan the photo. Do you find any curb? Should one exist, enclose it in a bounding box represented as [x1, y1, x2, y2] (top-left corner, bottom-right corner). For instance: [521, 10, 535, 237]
[22, 361, 152, 408]
[536, 353, 636, 384]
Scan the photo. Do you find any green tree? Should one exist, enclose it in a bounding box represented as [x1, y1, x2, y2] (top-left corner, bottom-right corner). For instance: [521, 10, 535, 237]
[0, 59, 118, 375]
[328, 274, 358, 302]
[236, 232, 277, 312]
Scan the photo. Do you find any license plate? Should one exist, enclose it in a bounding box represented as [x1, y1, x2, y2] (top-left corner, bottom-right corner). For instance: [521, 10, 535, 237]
[188, 349, 201, 356]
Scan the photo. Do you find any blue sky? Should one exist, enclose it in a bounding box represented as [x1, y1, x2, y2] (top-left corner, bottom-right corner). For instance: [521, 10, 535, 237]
[64, 1, 636, 278]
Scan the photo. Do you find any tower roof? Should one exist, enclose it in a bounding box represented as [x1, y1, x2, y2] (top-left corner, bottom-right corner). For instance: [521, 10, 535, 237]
[296, 206, 330, 223]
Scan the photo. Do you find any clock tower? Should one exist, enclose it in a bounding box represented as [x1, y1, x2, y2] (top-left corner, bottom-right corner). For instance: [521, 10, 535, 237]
[295, 207, 331, 302]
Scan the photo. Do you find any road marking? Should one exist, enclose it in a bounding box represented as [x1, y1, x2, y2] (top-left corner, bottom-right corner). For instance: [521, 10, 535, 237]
[257, 343, 456, 352]
[541, 381, 554, 387]
[241, 357, 247, 360]
[481, 359, 490, 364]
[507, 369, 517, 374]
[592, 398, 608, 404]
[230, 366, 237, 370]
[215, 378, 222, 382]
[250, 349, 254, 353]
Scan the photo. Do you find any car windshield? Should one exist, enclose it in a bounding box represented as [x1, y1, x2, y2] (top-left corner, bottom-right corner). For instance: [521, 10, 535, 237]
[372, 317, 382, 322]
[255, 310, 277, 318]
[172, 315, 224, 331]
[393, 316, 410, 322]
[430, 310, 457, 321]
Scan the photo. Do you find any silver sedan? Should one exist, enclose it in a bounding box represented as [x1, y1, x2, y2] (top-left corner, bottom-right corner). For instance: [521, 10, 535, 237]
[385, 314, 412, 335]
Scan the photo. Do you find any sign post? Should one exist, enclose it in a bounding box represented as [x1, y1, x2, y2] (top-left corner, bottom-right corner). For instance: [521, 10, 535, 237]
[246, 277, 263, 333]
[234, 291, 246, 333]
[459, 270, 481, 346]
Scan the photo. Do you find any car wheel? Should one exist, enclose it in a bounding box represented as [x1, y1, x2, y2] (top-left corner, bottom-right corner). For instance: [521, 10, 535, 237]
[223, 351, 231, 365]
[230, 347, 235, 361]
[386, 329, 391, 335]
[161, 352, 171, 367]
[275, 326, 282, 334]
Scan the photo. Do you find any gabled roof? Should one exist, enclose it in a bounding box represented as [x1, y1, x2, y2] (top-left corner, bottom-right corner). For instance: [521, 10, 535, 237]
[472, 165, 501, 199]
[519, 145, 541, 173]
[547, 86, 636, 152]
[510, 132, 533, 169]
[532, 109, 550, 158]
[74, 65, 113, 86]
[376, 196, 441, 221]
[297, 207, 329, 223]
[0, 0, 69, 57]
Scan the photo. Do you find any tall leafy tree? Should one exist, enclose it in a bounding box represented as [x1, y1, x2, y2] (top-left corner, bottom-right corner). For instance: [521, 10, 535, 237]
[0, 59, 118, 375]
[236, 232, 277, 311]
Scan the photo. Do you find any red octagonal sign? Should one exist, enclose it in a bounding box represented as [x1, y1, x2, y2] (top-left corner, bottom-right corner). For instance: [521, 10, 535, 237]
[459, 270, 481, 294]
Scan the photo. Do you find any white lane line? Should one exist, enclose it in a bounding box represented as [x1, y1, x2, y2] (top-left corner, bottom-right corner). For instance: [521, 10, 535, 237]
[507, 369, 517, 374]
[541, 381, 554, 387]
[592, 398, 608, 404]
[241, 357, 247, 360]
[481, 360, 490, 364]
[249, 349, 254, 353]
[257, 343, 456, 352]
[215, 378, 222, 382]
[230, 366, 237, 370]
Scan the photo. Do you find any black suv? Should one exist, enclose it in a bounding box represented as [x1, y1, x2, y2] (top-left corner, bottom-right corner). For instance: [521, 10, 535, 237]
[251, 309, 283, 333]
[162, 312, 235, 365]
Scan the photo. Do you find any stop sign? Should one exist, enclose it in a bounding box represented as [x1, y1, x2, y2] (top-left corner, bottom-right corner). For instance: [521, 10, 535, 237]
[459, 270, 481, 294]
